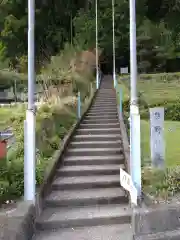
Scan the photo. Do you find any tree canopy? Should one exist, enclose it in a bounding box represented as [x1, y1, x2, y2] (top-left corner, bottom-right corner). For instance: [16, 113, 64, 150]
[0, 0, 180, 73]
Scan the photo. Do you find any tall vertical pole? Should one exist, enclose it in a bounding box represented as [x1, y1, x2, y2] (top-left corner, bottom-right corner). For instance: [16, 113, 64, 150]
[130, 0, 137, 105]
[24, 0, 36, 202]
[70, 12, 73, 46]
[129, 0, 141, 198]
[95, 0, 99, 89]
[112, 0, 116, 88]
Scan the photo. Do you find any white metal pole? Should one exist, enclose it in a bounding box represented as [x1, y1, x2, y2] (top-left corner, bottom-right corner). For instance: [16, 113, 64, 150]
[129, 0, 141, 198]
[95, 0, 99, 89]
[112, 0, 116, 88]
[130, 0, 137, 104]
[24, 0, 36, 202]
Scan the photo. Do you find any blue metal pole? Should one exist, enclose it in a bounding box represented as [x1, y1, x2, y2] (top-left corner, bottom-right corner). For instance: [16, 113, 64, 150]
[77, 91, 81, 118]
[119, 88, 123, 117]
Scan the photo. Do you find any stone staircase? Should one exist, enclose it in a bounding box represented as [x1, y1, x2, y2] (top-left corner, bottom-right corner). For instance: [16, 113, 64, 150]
[33, 76, 132, 240]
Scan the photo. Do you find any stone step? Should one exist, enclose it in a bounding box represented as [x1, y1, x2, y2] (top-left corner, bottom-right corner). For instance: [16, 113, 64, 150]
[66, 147, 123, 157]
[45, 187, 127, 207]
[34, 224, 132, 240]
[63, 155, 124, 166]
[76, 128, 120, 135]
[72, 133, 121, 141]
[36, 204, 131, 230]
[79, 122, 119, 129]
[69, 140, 121, 148]
[57, 164, 124, 176]
[51, 174, 120, 190]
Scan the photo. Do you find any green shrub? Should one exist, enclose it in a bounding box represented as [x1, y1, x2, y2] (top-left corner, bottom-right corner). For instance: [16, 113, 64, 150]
[0, 104, 78, 205]
[0, 42, 96, 205]
[138, 100, 180, 121]
[142, 166, 180, 199]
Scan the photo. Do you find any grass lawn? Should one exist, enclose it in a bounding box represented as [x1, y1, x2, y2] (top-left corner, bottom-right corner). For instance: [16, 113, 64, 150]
[141, 120, 180, 167]
[138, 79, 180, 105]
[0, 107, 13, 129]
[119, 74, 180, 105]
[0, 105, 24, 130]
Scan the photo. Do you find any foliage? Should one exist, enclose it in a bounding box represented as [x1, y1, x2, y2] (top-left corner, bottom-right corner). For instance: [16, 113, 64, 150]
[0, 104, 77, 204]
[0, 0, 180, 72]
[142, 167, 180, 200]
[0, 42, 96, 205]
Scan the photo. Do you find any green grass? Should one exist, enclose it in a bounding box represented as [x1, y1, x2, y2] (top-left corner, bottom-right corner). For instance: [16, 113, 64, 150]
[117, 77, 180, 168]
[138, 79, 180, 105]
[116, 78, 129, 103]
[141, 120, 180, 167]
[119, 73, 180, 105]
[0, 107, 13, 129]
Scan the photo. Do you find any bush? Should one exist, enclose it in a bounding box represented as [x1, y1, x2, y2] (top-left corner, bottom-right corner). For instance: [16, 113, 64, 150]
[0, 44, 96, 206]
[0, 103, 78, 205]
[142, 166, 180, 200]
[137, 100, 180, 121]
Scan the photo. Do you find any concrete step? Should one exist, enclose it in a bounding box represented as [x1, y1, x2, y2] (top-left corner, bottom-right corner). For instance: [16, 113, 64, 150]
[63, 155, 124, 166]
[51, 174, 120, 190]
[45, 187, 127, 207]
[89, 108, 117, 112]
[94, 94, 116, 97]
[93, 97, 116, 101]
[34, 224, 132, 240]
[87, 108, 117, 112]
[87, 112, 118, 117]
[94, 101, 117, 105]
[79, 122, 119, 129]
[57, 164, 124, 176]
[69, 140, 122, 148]
[73, 133, 121, 141]
[97, 91, 116, 94]
[85, 115, 119, 120]
[95, 98, 116, 101]
[91, 102, 117, 110]
[88, 109, 117, 113]
[66, 147, 123, 157]
[36, 204, 131, 230]
[82, 118, 118, 124]
[76, 128, 120, 135]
